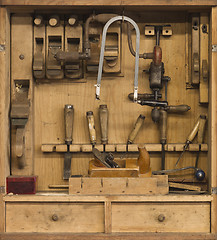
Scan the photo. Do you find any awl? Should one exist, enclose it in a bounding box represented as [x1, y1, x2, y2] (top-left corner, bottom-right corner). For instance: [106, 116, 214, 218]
[63, 104, 74, 180]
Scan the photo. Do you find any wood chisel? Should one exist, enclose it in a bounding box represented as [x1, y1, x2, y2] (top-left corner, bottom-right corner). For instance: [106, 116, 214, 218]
[175, 114, 207, 167]
[63, 104, 74, 180]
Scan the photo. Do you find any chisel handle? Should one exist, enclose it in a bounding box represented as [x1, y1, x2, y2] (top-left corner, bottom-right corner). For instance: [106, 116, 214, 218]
[64, 105, 74, 144]
[166, 105, 191, 113]
[86, 111, 96, 145]
[127, 114, 145, 144]
[187, 117, 201, 143]
[197, 115, 207, 143]
[99, 105, 108, 144]
[159, 109, 167, 144]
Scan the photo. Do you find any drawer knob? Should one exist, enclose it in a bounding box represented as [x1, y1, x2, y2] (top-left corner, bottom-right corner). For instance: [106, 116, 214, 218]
[52, 214, 58, 221]
[158, 214, 165, 222]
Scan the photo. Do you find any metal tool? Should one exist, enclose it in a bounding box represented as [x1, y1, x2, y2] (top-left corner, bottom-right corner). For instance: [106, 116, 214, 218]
[92, 148, 119, 168]
[175, 114, 207, 167]
[86, 111, 97, 145]
[95, 16, 140, 101]
[127, 114, 145, 144]
[159, 109, 167, 170]
[152, 166, 205, 181]
[99, 105, 108, 144]
[63, 104, 74, 180]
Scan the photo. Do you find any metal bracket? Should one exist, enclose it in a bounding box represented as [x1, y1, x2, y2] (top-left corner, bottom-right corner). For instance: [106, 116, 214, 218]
[212, 187, 217, 194]
[0, 44, 5, 52]
[0, 186, 5, 193]
[212, 45, 217, 52]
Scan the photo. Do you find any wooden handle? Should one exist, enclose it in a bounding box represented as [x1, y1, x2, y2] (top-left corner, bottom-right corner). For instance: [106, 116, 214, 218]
[166, 105, 191, 113]
[128, 115, 145, 144]
[197, 115, 207, 143]
[99, 105, 108, 144]
[159, 109, 167, 144]
[86, 111, 96, 145]
[64, 105, 74, 144]
[137, 146, 151, 174]
[187, 117, 200, 143]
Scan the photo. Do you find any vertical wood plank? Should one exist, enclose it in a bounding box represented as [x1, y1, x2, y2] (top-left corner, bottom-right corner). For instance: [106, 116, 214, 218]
[210, 6, 217, 234]
[0, 6, 10, 233]
[104, 201, 112, 233]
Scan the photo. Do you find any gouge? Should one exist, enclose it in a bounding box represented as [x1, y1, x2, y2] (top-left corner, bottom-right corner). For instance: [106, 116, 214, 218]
[86, 111, 96, 145]
[175, 114, 207, 167]
[63, 105, 74, 180]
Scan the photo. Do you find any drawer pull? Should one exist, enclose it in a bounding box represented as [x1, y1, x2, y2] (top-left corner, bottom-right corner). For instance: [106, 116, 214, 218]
[158, 214, 165, 222]
[52, 214, 58, 221]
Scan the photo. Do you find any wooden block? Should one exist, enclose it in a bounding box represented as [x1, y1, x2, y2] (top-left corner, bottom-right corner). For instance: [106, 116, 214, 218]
[175, 144, 185, 152]
[105, 144, 115, 152]
[81, 145, 92, 152]
[68, 177, 81, 194]
[166, 144, 176, 152]
[145, 144, 162, 152]
[127, 144, 139, 152]
[41, 144, 55, 152]
[116, 144, 127, 152]
[56, 144, 67, 152]
[70, 144, 81, 152]
[94, 145, 104, 152]
[201, 144, 208, 151]
[189, 144, 199, 151]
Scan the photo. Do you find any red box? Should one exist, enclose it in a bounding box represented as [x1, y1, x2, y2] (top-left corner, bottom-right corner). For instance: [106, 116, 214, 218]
[7, 176, 37, 194]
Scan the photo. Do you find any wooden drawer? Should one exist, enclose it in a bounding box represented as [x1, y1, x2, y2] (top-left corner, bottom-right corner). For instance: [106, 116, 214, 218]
[6, 202, 104, 232]
[112, 203, 210, 233]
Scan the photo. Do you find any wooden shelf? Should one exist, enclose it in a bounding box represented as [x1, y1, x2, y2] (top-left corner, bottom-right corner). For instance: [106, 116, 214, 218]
[41, 143, 208, 153]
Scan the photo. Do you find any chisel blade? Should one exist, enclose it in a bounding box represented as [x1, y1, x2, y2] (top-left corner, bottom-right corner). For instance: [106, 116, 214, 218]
[63, 152, 72, 180]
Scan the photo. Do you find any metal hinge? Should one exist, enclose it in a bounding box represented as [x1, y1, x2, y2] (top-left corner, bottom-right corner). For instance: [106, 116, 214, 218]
[0, 44, 5, 52]
[0, 186, 5, 193]
[211, 187, 217, 194]
[212, 45, 217, 52]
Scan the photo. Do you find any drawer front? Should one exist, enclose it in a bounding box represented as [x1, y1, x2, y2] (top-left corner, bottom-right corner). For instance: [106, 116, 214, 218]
[112, 203, 210, 233]
[6, 202, 104, 232]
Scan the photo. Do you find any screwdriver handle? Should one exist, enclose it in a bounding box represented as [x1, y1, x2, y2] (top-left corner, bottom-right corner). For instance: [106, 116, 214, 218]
[127, 114, 145, 144]
[197, 115, 207, 143]
[159, 109, 167, 144]
[86, 111, 96, 145]
[187, 117, 200, 143]
[64, 105, 74, 144]
[166, 105, 191, 113]
[99, 105, 108, 144]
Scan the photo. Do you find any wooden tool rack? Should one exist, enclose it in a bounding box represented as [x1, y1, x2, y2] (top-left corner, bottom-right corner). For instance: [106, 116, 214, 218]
[0, 1, 217, 239]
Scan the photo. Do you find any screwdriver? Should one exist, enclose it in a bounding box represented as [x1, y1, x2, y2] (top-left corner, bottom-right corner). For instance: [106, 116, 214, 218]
[175, 114, 207, 167]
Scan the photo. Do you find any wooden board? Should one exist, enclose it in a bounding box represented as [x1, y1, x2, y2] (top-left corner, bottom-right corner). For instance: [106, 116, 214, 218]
[112, 202, 210, 233]
[1, 0, 217, 6]
[69, 176, 168, 195]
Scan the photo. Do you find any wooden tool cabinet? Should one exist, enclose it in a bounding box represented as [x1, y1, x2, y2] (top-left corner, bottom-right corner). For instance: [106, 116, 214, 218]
[0, 1, 217, 239]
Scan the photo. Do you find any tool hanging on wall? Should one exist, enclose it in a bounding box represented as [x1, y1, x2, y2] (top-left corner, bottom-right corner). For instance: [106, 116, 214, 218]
[86, 111, 97, 145]
[127, 24, 191, 170]
[127, 114, 145, 144]
[99, 105, 108, 145]
[63, 104, 74, 180]
[175, 114, 207, 167]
